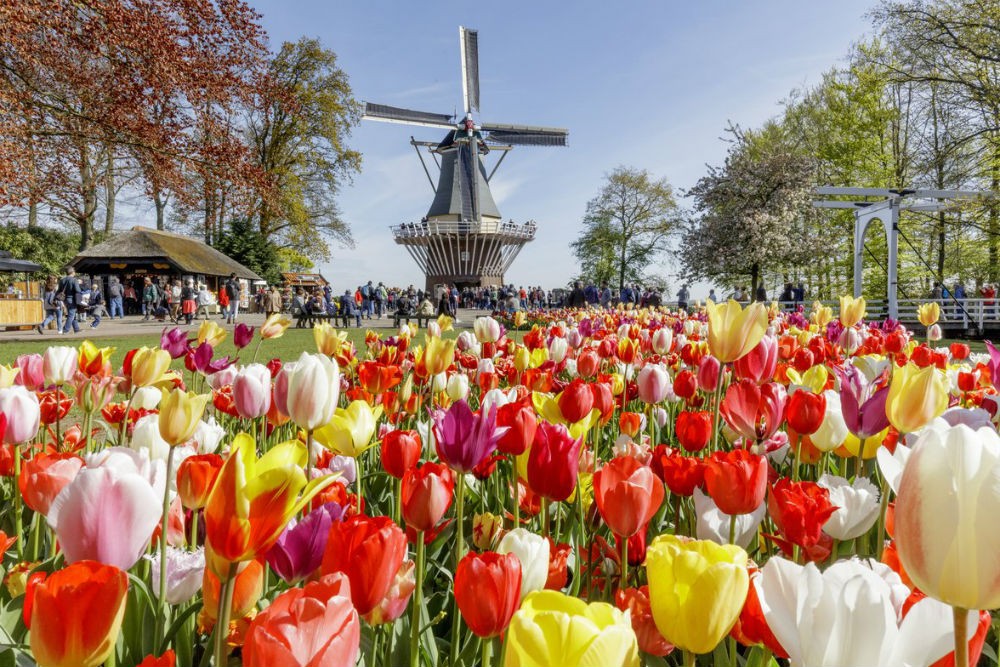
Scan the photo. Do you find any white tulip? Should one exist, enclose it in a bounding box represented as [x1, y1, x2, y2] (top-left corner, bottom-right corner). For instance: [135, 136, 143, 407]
[818, 474, 880, 541]
[131, 385, 163, 410]
[692, 488, 765, 549]
[810, 389, 849, 452]
[497, 528, 550, 601]
[42, 346, 77, 386]
[446, 373, 469, 402]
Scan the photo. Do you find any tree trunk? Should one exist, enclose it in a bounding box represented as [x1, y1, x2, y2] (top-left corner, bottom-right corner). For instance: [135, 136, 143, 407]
[27, 199, 38, 228]
[78, 142, 98, 251]
[104, 153, 115, 234]
[750, 262, 760, 295]
[617, 241, 627, 293]
[154, 189, 166, 230]
[991, 145, 1000, 285]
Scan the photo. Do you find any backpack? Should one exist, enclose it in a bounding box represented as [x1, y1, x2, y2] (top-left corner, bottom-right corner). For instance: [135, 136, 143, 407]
[225, 279, 238, 299]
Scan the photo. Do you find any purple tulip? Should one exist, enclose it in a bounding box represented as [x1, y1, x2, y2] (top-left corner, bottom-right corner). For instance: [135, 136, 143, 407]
[431, 399, 507, 473]
[233, 323, 255, 350]
[837, 365, 890, 439]
[986, 341, 1000, 392]
[161, 327, 190, 359]
[265, 502, 344, 583]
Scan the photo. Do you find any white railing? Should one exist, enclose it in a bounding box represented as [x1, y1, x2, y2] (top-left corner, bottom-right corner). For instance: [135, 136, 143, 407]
[392, 220, 536, 239]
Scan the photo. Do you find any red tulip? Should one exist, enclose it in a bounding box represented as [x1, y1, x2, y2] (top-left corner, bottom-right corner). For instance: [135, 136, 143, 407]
[733, 336, 778, 384]
[697, 355, 721, 392]
[358, 361, 403, 395]
[526, 421, 582, 502]
[720, 380, 787, 443]
[673, 370, 697, 400]
[137, 651, 176, 667]
[949, 342, 970, 361]
[176, 454, 224, 510]
[577, 349, 600, 379]
[19, 452, 83, 516]
[791, 347, 815, 373]
[594, 456, 664, 539]
[703, 449, 768, 515]
[557, 379, 594, 423]
[654, 449, 705, 497]
[401, 462, 454, 532]
[590, 381, 615, 424]
[545, 539, 573, 591]
[243, 573, 360, 667]
[496, 400, 536, 456]
[454, 551, 522, 638]
[321, 515, 407, 616]
[784, 390, 826, 436]
[616, 586, 674, 657]
[380, 429, 421, 479]
[729, 566, 788, 658]
[675, 410, 713, 452]
[766, 478, 838, 551]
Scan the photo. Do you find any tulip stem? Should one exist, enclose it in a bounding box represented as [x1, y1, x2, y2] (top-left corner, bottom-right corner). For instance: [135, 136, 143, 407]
[450, 473, 466, 666]
[482, 637, 493, 667]
[728, 513, 737, 545]
[356, 452, 365, 515]
[511, 457, 520, 529]
[876, 470, 890, 561]
[410, 532, 425, 667]
[541, 498, 550, 538]
[954, 606, 969, 667]
[792, 434, 802, 482]
[213, 562, 238, 667]
[12, 445, 22, 560]
[683, 649, 696, 667]
[305, 429, 314, 480]
[157, 446, 176, 649]
[620, 536, 628, 591]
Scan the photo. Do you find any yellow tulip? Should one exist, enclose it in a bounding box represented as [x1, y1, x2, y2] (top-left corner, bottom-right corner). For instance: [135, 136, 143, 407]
[436, 314, 454, 332]
[158, 387, 211, 446]
[840, 429, 885, 459]
[886, 363, 948, 434]
[838, 295, 866, 327]
[784, 365, 829, 394]
[513, 346, 531, 373]
[705, 299, 767, 363]
[130, 347, 171, 388]
[196, 320, 227, 348]
[645, 535, 749, 654]
[810, 302, 833, 328]
[917, 302, 940, 327]
[313, 321, 349, 357]
[78, 340, 115, 374]
[313, 400, 383, 457]
[424, 336, 456, 376]
[503, 590, 639, 667]
[528, 348, 549, 370]
[513, 310, 527, 328]
[0, 365, 18, 388]
[260, 313, 292, 340]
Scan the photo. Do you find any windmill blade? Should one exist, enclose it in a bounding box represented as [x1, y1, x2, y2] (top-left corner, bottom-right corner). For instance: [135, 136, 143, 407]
[481, 122, 569, 147]
[460, 27, 480, 113]
[362, 103, 455, 129]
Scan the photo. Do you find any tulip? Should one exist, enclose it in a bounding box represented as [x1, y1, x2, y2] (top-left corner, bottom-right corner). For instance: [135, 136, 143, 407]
[697, 355, 721, 392]
[577, 348, 600, 379]
[381, 429, 421, 478]
[15, 353, 44, 391]
[767, 479, 838, 553]
[837, 364, 890, 440]
[148, 546, 205, 604]
[675, 410, 713, 452]
[818, 474, 880, 541]
[838, 295, 866, 327]
[498, 528, 551, 601]
[260, 313, 292, 339]
[616, 586, 674, 657]
[424, 335, 456, 376]
[280, 352, 340, 432]
[233, 323, 255, 350]
[432, 399, 505, 473]
[196, 320, 226, 347]
[705, 299, 768, 363]
[201, 556, 265, 628]
[594, 456, 664, 539]
[473, 512, 504, 550]
[895, 420, 1000, 610]
[918, 301, 941, 327]
[47, 449, 164, 569]
[886, 363, 948, 434]
[446, 372, 470, 401]
[313, 320, 350, 356]
[474, 315, 502, 343]
[692, 488, 766, 549]
[160, 327, 190, 359]
[757, 557, 975, 667]
[455, 551, 522, 638]
[266, 502, 343, 584]
[645, 535, 750, 655]
[807, 389, 849, 452]
[75, 375, 117, 415]
[176, 453, 224, 510]
[655, 450, 705, 497]
[138, 651, 176, 667]
[203, 434, 335, 575]
[314, 400, 383, 458]
[29, 561, 128, 667]
[366, 559, 416, 625]
[703, 449, 768, 515]
[619, 411, 644, 439]
[733, 336, 778, 384]
[401, 462, 455, 532]
[557, 378, 594, 423]
[42, 346, 78, 387]
[526, 420, 582, 502]
[158, 388, 211, 447]
[232, 364, 271, 419]
[651, 328, 673, 355]
[636, 364, 669, 405]
[496, 400, 537, 456]
[785, 389, 826, 435]
[0, 386, 40, 444]
[19, 452, 83, 516]
[928, 323, 943, 341]
[321, 514, 407, 616]
[357, 361, 403, 395]
[503, 590, 640, 667]
[131, 414, 171, 462]
[719, 380, 786, 444]
[130, 347, 171, 388]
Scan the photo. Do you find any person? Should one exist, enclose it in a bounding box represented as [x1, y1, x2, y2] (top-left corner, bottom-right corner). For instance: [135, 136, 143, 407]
[169, 279, 182, 323]
[779, 282, 794, 304]
[123, 282, 138, 315]
[677, 284, 690, 311]
[376, 282, 388, 318]
[87, 282, 105, 328]
[196, 283, 214, 320]
[754, 284, 767, 303]
[982, 283, 996, 320]
[38, 275, 62, 334]
[141, 277, 158, 320]
[708, 288, 718, 302]
[418, 295, 435, 320]
[107, 277, 124, 319]
[437, 290, 451, 317]
[268, 285, 282, 316]
[224, 273, 240, 324]
[794, 282, 805, 305]
[568, 281, 587, 309]
[181, 278, 197, 325]
[341, 290, 362, 327]
[56, 267, 81, 334]
[599, 284, 612, 307]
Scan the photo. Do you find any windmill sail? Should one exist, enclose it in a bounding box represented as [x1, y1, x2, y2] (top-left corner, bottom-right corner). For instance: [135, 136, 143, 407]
[460, 27, 480, 113]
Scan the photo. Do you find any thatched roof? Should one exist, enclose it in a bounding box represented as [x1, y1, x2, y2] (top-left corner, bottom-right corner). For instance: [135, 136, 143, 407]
[71, 227, 262, 280]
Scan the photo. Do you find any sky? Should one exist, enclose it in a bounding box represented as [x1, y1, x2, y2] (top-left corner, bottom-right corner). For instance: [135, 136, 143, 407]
[243, 1, 878, 298]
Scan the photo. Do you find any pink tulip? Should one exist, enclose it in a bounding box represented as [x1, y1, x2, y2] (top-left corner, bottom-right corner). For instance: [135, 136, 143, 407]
[733, 336, 778, 384]
[0, 386, 40, 445]
[15, 354, 44, 391]
[233, 364, 272, 419]
[697, 356, 721, 393]
[720, 380, 787, 444]
[48, 447, 164, 570]
[364, 559, 416, 625]
[637, 364, 670, 405]
[651, 328, 673, 355]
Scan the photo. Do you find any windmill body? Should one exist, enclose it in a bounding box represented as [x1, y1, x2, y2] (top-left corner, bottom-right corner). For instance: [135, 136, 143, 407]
[363, 27, 567, 293]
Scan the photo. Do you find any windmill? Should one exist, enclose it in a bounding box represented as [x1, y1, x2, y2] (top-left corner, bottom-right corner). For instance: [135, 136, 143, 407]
[363, 26, 568, 292]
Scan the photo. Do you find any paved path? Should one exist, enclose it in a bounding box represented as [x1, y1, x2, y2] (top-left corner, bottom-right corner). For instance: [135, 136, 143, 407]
[0, 308, 487, 342]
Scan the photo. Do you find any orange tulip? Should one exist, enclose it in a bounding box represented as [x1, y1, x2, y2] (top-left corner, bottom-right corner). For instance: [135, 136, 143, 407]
[200, 558, 265, 627]
[29, 561, 128, 667]
[176, 454, 224, 510]
[19, 452, 83, 515]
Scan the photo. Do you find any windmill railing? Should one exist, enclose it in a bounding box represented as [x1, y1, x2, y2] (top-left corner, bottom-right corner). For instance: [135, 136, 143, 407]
[392, 220, 537, 240]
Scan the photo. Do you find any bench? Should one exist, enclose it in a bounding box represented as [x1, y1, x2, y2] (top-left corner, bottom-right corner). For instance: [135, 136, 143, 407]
[393, 311, 432, 328]
[294, 310, 337, 328]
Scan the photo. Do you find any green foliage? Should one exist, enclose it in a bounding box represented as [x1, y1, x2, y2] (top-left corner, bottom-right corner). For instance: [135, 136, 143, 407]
[571, 166, 678, 291]
[0, 223, 79, 277]
[213, 218, 281, 284]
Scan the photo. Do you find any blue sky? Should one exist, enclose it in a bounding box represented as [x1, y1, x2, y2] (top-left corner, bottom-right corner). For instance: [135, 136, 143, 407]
[247, 0, 876, 297]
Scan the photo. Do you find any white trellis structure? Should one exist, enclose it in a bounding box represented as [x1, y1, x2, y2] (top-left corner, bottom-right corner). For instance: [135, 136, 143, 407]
[811, 187, 988, 319]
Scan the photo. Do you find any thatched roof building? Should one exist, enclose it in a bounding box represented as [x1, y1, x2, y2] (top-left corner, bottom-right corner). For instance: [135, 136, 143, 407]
[70, 227, 262, 281]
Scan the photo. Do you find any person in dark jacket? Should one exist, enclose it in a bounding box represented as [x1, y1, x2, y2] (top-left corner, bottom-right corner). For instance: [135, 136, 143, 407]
[568, 281, 587, 309]
[57, 267, 82, 333]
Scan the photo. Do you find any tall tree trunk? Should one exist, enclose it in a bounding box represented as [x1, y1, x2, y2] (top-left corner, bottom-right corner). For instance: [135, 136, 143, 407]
[104, 153, 115, 234]
[936, 212, 945, 283]
[751, 262, 760, 295]
[617, 241, 627, 293]
[27, 199, 38, 228]
[154, 188, 166, 230]
[78, 142, 98, 251]
[990, 143, 999, 285]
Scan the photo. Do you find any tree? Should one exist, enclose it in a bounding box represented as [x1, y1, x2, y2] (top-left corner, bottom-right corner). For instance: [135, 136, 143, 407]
[682, 124, 817, 294]
[214, 218, 281, 285]
[246, 38, 361, 259]
[571, 166, 678, 291]
[0, 223, 79, 276]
